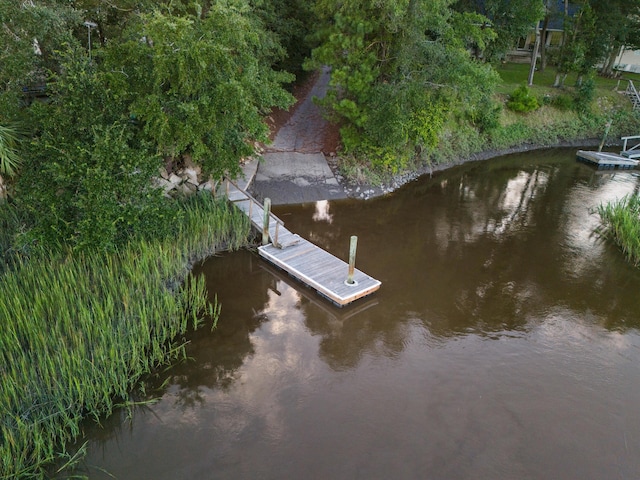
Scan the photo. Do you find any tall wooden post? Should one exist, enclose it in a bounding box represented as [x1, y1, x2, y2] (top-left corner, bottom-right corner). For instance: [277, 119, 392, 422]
[347, 235, 358, 284]
[598, 120, 612, 152]
[262, 198, 271, 245]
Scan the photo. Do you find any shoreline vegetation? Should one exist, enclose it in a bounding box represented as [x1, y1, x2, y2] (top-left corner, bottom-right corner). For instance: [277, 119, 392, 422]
[597, 193, 640, 267]
[0, 195, 250, 479]
[2, 2, 640, 478]
[333, 63, 640, 196]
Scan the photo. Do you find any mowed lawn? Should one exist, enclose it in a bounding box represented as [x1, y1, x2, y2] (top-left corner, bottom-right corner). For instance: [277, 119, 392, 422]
[495, 61, 640, 96]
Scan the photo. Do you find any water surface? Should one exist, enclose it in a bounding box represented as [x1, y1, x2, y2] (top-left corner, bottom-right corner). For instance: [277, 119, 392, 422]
[80, 149, 640, 479]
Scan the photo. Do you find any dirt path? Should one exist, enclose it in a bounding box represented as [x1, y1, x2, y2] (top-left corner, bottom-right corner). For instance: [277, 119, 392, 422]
[250, 68, 347, 205]
[266, 66, 341, 155]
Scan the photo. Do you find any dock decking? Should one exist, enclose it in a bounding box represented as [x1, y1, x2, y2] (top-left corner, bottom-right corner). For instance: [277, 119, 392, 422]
[576, 150, 639, 169]
[222, 180, 381, 307]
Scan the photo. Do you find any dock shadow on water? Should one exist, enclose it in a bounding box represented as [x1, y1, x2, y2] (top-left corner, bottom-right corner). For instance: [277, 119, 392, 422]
[76, 148, 640, 479]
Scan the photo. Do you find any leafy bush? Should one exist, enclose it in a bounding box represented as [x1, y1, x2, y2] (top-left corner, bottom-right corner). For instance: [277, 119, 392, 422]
[549, 94, 574, 110]
[573, 76, 595, 114]
[11, 50, 181, 253]
[506, 85, 540, 113]
[468, 98, 502, 132]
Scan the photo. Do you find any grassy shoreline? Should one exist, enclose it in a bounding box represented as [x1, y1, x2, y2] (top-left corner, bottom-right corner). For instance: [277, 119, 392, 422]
[597, 194, 640, 267]
[0, 195, 251, 479]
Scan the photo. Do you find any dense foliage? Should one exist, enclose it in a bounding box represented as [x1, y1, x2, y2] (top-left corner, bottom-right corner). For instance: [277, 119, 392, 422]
[0, 0, 296, 252]
[13, 48, 176, 252]
[102, 7, 294, 177]
[2, 0, 640, 231]
[311, 0, 640, 176]
[307, 0, 499, 172]
[454, 0, 545, 61]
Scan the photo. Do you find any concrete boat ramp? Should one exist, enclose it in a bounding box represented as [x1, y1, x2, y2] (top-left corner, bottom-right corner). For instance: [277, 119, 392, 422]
[220, 177, 381, 307]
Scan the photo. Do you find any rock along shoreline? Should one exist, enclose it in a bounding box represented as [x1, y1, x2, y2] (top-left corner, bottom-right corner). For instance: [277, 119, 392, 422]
[334, 137, 609, 202]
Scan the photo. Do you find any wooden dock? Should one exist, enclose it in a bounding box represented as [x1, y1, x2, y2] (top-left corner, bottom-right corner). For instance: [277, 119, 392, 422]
[259, 261, 379, 322]
[222, 180, 381, 307]
[576, 150, 639, 169]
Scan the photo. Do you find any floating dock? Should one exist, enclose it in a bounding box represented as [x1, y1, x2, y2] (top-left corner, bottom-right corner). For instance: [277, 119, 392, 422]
[222, 180, 381, 307]
[576, 150, 638, 170]
[259, 261, 379, 321]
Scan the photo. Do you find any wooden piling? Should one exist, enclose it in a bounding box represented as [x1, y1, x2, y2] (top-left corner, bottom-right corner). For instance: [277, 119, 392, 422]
[598, 120, 612, 152]
[222, 180, 380, 306]
[262, 198, 271, 245]
[347, 235, 358, 285]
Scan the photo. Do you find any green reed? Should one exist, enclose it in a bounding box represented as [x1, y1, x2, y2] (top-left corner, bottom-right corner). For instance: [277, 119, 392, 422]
[0, 194, 250, 479]
[597, 193, 640, 267]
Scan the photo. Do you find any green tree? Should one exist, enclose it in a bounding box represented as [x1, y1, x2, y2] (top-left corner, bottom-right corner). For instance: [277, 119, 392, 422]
[250, 0, 318, 76]
[0, 0, 81, 120]
[549, 1, 616, 87]
[103, 5, 294, 179]
[308, 0, 498, 171]
[589, 0, 640, 76]
[8, 2, 296, 251]
[454, 0, 545, 61]
[15, 48, 176, 251]
[538, 0, 567, 72]
[550, 8, 587, 87]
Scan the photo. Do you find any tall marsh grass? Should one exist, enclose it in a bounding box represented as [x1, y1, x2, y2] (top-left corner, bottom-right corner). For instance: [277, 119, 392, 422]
[597, 193, 640, 266]
[0, 194, 250, 479]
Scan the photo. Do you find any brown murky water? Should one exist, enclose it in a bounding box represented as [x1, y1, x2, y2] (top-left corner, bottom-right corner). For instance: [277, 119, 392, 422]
[79, 149, 640, 479]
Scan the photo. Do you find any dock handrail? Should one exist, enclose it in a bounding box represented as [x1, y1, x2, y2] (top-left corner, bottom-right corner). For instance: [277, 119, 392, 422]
[626, 80, 640, 110]
[621, 135, 640, 156]
[222, 177, 285, 245]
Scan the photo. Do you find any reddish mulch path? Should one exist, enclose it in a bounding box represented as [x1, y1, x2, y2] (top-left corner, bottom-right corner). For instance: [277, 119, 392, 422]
[265, 71, 342, 155]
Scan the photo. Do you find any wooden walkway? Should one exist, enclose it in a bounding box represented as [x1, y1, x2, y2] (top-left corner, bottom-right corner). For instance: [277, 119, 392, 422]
[222, 180, 381, 307]
[259, 261, 379, 322]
